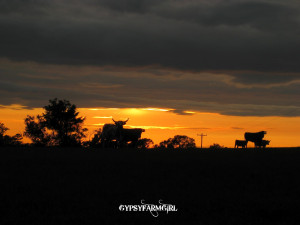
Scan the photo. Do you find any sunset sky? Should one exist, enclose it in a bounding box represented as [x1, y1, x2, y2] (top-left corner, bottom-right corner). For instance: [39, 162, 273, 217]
[0, 0, 299, 147]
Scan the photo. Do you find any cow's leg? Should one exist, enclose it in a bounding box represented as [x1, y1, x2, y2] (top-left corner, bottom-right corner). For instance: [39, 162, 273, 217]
[114, 141, 118, 149]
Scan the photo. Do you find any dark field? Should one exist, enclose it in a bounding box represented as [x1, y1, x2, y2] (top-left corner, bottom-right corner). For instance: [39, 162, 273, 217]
[1, 147, 300, 225]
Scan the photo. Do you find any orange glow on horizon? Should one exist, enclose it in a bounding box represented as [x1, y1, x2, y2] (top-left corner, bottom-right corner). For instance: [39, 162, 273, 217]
[0, 106, 299, 147]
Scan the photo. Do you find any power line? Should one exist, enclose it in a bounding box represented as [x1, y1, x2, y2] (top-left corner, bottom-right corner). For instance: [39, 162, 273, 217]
[197, 133, 207, 149]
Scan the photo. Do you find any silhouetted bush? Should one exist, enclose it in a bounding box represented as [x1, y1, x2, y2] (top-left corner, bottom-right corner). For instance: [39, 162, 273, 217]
[24, 98, 87, 147]
[136, 138, 154, 149]
[159, 135, 196, 149]
[209, 143, 224, 150]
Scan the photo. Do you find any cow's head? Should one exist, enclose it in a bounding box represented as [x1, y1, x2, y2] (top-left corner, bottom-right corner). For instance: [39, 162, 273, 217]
[261, 131, 267, 134]
[112, 118, 129, 128]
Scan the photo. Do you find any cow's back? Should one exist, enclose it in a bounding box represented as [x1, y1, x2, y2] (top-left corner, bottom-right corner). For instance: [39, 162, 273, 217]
[244, 131, 266, 142]
[120, 128, 145, 142]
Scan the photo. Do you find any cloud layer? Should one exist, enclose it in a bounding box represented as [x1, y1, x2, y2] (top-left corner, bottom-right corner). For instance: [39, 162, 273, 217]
[0, 0, 300, 116]
[1, 59, 299, 117]
[1, 0, 300, 71]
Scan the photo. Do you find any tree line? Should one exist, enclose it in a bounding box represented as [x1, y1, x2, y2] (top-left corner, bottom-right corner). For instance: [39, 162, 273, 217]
[0, 98, 197, 149]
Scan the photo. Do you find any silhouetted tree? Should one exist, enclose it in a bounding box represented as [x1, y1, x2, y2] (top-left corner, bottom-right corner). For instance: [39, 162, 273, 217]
[24, 115, 52, 146]
[0, 122, 9, 146]
[0, 122, 9, 135]
[159, 138, 173, 149]
[0, 122, 23, 146]
[136, 138, 154, 149]
[24, 98, 87, 147]
[88, 128, 102, 147]
[159, 135, 196, 149]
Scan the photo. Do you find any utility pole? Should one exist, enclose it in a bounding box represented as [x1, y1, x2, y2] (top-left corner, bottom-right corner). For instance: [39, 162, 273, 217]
[197, 133, 207, 149]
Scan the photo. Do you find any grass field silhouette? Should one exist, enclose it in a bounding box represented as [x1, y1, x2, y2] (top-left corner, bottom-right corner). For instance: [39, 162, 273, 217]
[1, 147, 300, 225]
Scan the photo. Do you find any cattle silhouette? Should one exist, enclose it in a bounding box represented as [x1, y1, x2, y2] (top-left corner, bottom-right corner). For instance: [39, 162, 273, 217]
[254, 140, 270, 148]
[100, 118, 145, 148]
[235, 140, 248, 148]
[100, 118, 129, 147]
[244, 131, 266, 143]
[244, 131, 270, 148]
[119, 128, 145, 147]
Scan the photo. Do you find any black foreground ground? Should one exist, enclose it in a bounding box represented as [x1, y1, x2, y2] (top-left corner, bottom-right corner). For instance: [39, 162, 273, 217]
[1, 147, 300, 225]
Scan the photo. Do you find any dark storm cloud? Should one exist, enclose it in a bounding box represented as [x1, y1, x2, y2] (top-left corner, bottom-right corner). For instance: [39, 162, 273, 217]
[94, 0, 161, 13]
[1, 0, 300, 73]
[1, 60, 300, 117]
[155, 1, 299, 31]
[226, 72, 300, 87]
[1, 0, 300, 116]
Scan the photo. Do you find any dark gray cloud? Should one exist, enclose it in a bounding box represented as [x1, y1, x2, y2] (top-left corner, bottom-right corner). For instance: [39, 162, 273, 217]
[155, 1, 300, 31]
[94, 0, 162, 13]
[1, 0, 300, 72]
[0, 0, 300, 116]
[229, 72, 300, 85]
[0, 60, 299, 117]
